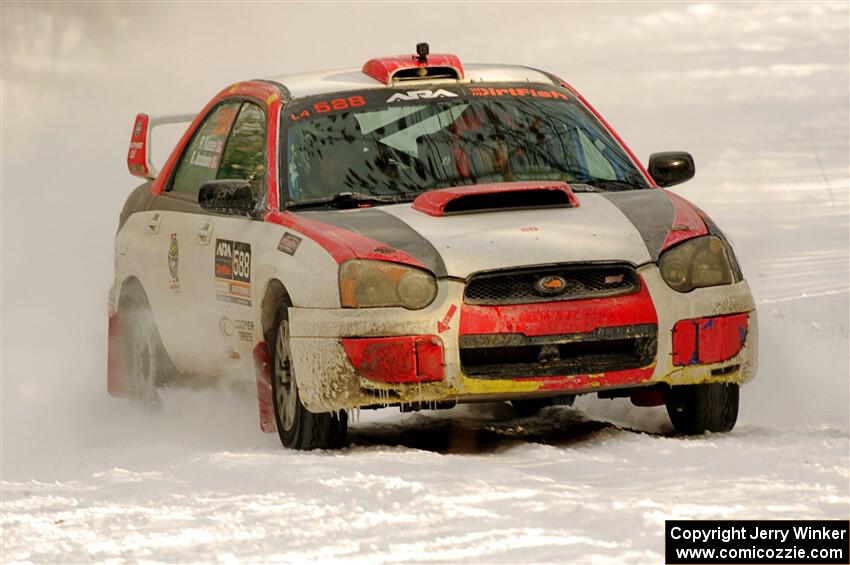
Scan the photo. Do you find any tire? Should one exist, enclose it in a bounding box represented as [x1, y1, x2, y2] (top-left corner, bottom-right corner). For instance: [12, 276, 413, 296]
[511, 395, 576, 418]
[664, 383, 739, 435]
[270, 303, 347, 450]
[118, 297, 166, 407]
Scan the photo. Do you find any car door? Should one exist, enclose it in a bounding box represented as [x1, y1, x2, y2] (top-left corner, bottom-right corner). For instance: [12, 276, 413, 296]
[193, 101, 269, 372]
[141, 102, 241, 375]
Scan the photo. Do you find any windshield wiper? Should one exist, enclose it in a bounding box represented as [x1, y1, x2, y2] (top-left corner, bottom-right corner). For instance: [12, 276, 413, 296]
[286, 192, 405, 210]
[574, 178, 647, 192]
[569, 183, 604, 193]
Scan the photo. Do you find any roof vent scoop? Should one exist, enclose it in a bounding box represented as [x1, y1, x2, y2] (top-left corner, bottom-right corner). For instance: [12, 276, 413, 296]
[412, 181, 580, 217]
[362, 44, 464, 84]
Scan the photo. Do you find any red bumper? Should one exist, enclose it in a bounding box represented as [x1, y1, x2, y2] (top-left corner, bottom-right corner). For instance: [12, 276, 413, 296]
[459, 280, 657, 336]
[343, 335, 445, 383]
[458, 279, 659, 389]
[672, 313, 749, 366]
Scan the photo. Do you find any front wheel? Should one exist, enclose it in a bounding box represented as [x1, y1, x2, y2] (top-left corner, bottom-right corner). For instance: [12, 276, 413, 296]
[270, 305, 347, 450]
[664, 383, 739, 435]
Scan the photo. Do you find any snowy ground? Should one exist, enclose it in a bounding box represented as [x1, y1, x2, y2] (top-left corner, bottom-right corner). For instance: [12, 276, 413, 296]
[2, 2, 848, 563]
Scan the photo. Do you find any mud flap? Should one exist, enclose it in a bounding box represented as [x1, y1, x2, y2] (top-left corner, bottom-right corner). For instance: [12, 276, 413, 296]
[107, 313, 127, 397]
[253, 341, 275, 433]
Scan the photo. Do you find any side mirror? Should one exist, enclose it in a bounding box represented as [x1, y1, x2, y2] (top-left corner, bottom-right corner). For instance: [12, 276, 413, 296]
[648, 152, 695, 187]
[198, 180, 257, 216]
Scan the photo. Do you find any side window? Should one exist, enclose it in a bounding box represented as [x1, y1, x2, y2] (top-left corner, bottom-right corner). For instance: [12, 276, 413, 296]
[170, 102, 240, 195]
[218, 103, 267, 198]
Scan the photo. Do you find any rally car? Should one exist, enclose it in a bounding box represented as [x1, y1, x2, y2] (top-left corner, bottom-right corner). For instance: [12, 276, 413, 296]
[109, 44, 757, 449]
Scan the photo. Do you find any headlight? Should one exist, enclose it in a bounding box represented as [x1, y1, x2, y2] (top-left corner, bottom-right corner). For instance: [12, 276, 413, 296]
[658, 235, 733, 292]
[339, 260, 437, 309]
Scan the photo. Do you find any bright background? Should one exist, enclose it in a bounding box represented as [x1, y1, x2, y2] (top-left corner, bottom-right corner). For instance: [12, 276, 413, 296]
[2, 2, 848, 563]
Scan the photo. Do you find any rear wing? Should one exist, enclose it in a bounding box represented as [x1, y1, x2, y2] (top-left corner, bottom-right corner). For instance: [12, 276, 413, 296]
[127, 112, 195, 179]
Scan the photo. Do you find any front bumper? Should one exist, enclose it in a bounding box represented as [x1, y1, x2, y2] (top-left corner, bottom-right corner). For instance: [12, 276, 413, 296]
[287, 264, 757, 412]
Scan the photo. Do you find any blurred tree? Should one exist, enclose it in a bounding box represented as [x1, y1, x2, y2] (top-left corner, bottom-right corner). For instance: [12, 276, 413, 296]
[1, 2, 154, 81]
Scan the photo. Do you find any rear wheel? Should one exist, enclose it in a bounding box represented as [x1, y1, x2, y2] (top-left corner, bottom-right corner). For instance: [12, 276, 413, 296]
[664, 383, 739, 434]
[119, 299, 166, 407]
[270, 304, 347, 450]
[511, 395, 575, 418]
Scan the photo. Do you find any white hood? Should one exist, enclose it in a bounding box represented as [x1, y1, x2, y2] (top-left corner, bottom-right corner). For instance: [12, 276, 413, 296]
[381, 193, 653, 278]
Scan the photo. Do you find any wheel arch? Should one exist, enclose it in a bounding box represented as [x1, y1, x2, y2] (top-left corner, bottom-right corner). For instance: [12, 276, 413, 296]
[116, 275, 149, 310]
[113, 274, 178, 383]
[260, 278, 292, 343]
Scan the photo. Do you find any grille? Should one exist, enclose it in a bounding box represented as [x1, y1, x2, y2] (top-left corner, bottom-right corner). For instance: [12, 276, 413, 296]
[464, 263, 639, 305]
[459, 324, 657, 379]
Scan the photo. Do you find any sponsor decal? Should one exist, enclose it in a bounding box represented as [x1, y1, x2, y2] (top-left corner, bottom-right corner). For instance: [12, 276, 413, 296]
[189, 135, 224, 170]
[285, 84, 571, 125]
[467, 87, 568, 100]
[520, 226, 539, 232]
[437, 304, 458, 333]
[168, 233, 180, 291]
[277, 232, 302, 255]
[235, 319, 255, 343]
[221, 317, 253, 343]
[387, 89, 458, 103]
[227, 349, 241, 360]
[215, 239, 252, 306]
[535, 275, 568, 296]
[289, 96, 366, 122]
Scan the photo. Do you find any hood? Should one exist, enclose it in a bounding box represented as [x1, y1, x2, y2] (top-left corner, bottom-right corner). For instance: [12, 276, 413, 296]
[298, 188, 683, 279]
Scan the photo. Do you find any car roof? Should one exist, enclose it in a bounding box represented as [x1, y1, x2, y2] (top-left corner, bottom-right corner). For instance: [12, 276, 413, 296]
[265, 63, 558, 99]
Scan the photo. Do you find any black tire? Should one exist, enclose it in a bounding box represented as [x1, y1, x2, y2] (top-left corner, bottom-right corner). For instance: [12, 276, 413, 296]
[664, 383, 739, 435]
[511, 395, 576, 418]
[118, 296, 166, 407]
[270, 302, 347, 450]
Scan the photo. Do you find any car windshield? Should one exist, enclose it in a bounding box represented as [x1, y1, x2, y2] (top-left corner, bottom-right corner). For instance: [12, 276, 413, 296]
[283, 84, 649, 206]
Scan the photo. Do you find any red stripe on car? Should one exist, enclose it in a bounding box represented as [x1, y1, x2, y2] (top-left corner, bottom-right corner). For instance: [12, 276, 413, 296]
[264, 211, 428, 268]
[661, 190, 708, 250]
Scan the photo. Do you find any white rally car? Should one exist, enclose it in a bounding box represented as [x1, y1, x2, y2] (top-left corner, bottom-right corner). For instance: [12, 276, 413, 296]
[110, 45, 757, 449]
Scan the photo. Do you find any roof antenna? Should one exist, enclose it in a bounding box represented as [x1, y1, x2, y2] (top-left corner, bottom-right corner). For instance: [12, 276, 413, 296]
[416, 42, 429, 63]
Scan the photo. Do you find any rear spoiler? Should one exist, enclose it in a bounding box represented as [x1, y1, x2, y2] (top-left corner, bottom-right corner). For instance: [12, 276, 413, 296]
[127, 112, 195, 179]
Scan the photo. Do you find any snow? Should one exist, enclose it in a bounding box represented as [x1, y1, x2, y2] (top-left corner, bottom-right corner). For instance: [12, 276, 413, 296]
[2, 2, 848, 563]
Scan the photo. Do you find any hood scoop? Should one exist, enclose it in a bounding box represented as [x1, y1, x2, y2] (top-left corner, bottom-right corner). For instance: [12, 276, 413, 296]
[411, 181, 579, 217]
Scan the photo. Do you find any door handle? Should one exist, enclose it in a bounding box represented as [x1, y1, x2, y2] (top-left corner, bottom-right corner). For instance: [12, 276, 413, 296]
[147, 212, 161, 234]
[198, 220, 213, 245]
